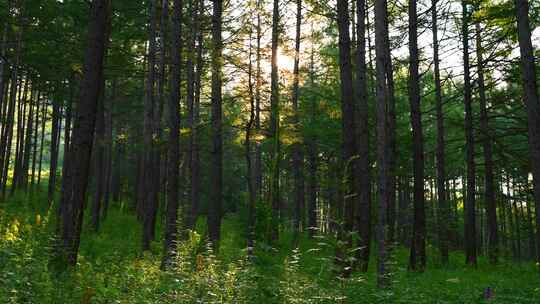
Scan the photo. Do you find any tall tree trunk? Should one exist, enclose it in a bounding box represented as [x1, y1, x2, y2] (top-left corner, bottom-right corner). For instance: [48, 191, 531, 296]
[101, 79, 114, 220]
[385, 1, 397, 247]
[162, 0, 182, 268]
[246, 22, 256, 257]
[254, 0, 263, 203]
[12, 76, 28, 193]
[91, 77, 106, 232]
[475, 22, 498, 264]
[186, 0, 201, 230]
[462, 0, 477, 266]
[0, 26, 21, 197]
[291, 0, 304, 247]
[307, 22, 318, 239]
[269, 0, 281, 242]
[54, 0, 110, 267]
[48, 99, 61, 203]
[37, 94, 46, 188]
[189, 10, 203, 229]
[30, 90, 41, 188]
[355, 0, 371, 272]
[209, 0, 223, 248]
[408, 0, 426, 271]
[20, 84, 35, 189]
[336, 0, 357, 276]
[142, 0, 159, 251]
[432, 0, 449, 265]
[374, 0, 391, 288]
[514, 0, 540, 267]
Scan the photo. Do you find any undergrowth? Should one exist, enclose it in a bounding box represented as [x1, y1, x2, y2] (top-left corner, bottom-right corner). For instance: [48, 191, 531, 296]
[1, 191, 539, 303]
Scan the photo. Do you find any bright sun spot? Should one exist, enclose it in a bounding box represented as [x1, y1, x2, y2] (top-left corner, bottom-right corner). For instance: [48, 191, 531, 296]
[277, 50, 295, 71]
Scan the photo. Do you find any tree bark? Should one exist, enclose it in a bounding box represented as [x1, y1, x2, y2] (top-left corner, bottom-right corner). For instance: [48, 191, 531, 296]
[48, 99, 61, 203]
[162, 0, 182, 268]
[142, 0, 159, 251]
[291, 0, 304, 247]
[354, 0, 371, 272]
[475, 22, 498, 264]
[408, 0, 426, 271]
[374, 0, 391, 288]
[209, 0, 224, 248]
[91, 77, 106, 232]
[514, 0, 540, 267]
[269, 0, 281, 242]
[54, 0, 110, 266]
[336, 0, 357, 276]
[462, 0, 477, 266]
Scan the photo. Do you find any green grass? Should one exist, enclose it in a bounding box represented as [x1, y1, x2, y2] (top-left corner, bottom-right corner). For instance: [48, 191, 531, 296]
[1, 191, 539, 303]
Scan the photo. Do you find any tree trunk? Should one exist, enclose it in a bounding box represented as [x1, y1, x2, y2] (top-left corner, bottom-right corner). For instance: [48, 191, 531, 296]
[20, 84, 36, 189]
[475, 22, 498, 264]
[307, 22, 318, 239]
[30, 90, 41, 188]
[408, 0, 426, 271]
[432, 0, 449, 265]
[0, 26, 21, 197]
[269, 0, 281, 242]
[142, 0, 159, 251]
[54, 0, 110, 267]
[374, 0, 391, 288]
[209, 0, 223, 248]
[514, 0, 540, 267]
[355, 0, 372, 272]
[246, 22, 256, 257]
[162, 0, 182, 268]
[291, 0, 304, 248]
[254, 0, 263, 203]
[91, 77, 106, 232]
[462, 0, 477, 266]
[48, 100, 61, 203]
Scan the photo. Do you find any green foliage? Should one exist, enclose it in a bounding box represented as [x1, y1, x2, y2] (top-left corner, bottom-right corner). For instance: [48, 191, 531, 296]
[2, 192, 540, 303]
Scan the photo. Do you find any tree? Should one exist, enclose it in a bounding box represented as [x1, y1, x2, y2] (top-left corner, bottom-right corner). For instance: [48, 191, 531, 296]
[374, 0, 391, 288]
[55, 0, 111, 266]
[269, 0, 281, 242]
[355, 0, 371, 272]
[514, 0, 540, 267]
[162, 0, 182, 269]
[408, 0, 426, 271]
[432, 0, 449, 265]
[336, 0, 357, 275]
[475, 21, 498, 264]
[142, 0, 159, 251]
[462, 0, 477, 266]
[291, 0, 304, 248]
[209, 0, 224, 248]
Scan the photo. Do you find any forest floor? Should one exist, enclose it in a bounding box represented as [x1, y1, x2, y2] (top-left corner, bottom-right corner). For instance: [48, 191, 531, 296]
[1, 189, 540, 303]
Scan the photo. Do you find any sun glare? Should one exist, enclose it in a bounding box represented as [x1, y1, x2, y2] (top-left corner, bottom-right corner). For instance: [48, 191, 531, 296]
[277, 50, 295, 71]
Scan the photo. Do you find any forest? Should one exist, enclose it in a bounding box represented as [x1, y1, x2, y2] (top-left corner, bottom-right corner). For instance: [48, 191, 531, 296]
[0, 0, 539, 302]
